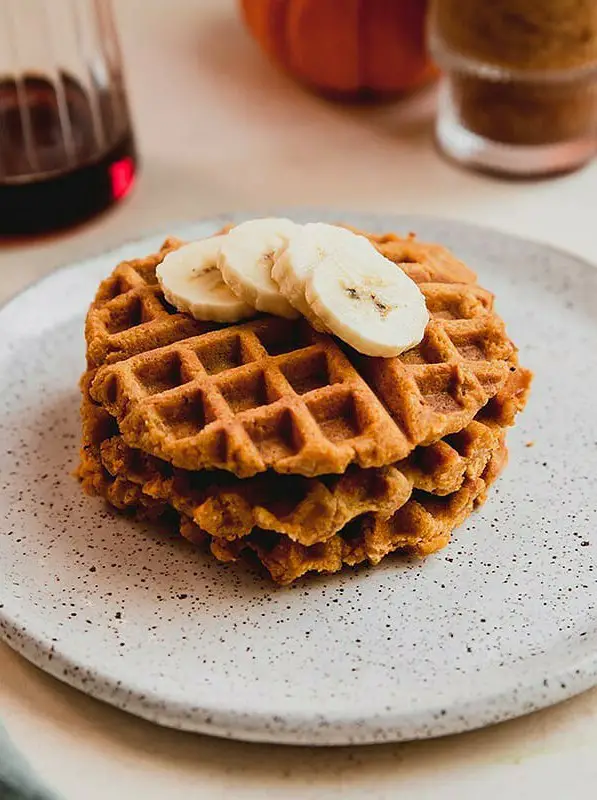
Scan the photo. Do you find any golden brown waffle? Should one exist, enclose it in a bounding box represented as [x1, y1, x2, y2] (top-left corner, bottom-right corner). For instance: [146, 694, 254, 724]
[78, 370, 507, 584]
[85, 238, 215, 369]
[86, 232, 530, 478]
[79, 377, 410, 546]
[79, 367, 506, 547]
[89, 317, 412, 478]
[78, 404, 506, 585]
[99, 437, 410, 547]
[202, 453, 505, 585]
[359, 229, 478, 286]
[77, 382, 169, 522]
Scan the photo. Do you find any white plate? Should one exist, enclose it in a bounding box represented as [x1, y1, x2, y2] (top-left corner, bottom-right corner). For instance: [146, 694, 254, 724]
[1, 213, 596, 746]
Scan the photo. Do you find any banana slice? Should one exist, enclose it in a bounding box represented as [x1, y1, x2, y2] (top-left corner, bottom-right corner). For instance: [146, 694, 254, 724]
[271, 224, 330, 331]
[300, 224, 429, 357]
[156, 236, 257, 323]
[218, 218, 300, 319]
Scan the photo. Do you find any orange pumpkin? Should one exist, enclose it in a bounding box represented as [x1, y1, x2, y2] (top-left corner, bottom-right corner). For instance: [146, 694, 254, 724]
[240, 0, 436, 98]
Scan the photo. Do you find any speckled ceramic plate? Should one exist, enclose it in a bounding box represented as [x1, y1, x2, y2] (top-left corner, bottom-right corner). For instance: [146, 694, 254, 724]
[1, 212, 596, 746]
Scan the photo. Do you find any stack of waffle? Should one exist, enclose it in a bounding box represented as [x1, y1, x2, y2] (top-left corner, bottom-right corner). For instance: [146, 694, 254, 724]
[77, 229, 531, 585]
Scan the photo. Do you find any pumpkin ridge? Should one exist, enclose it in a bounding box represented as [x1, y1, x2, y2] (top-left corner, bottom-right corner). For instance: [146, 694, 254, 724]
[240, 0, 437, 98]
[356, 0, 366, 92]
[277, 0, 292, 69]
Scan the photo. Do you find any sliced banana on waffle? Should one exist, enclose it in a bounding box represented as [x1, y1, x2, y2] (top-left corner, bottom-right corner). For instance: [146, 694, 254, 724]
[276, 223, 429, 357]
[271, 223, 330, 331]
[218, 218, 300, 319]
[156, 237, 257, 323]
[157, 219, 428, 358]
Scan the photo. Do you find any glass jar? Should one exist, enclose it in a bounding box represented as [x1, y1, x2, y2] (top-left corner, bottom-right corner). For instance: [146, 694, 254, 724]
[429, 0, 597, 177]
[0, 0, 137, 237]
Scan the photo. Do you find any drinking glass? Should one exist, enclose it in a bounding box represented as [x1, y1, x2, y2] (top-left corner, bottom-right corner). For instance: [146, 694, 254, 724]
[0, 0, 137, 236]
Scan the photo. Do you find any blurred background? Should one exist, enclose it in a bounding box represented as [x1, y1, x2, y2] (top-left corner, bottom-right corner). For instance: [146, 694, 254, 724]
[2, 0, 597, 302]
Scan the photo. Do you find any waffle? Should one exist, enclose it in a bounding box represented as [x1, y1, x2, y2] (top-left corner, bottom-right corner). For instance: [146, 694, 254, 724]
[85, 238, 214, 369]
[358, 229, 479, 286]
[78, 371, 508, 583]
[79, 429, 507, 585]
[77, 388, 169, 523]
[202, 455, 505, 585]
[78, 225, 530, 584]
[79, 377, 409, 546]
[86, 233, 530, 478]
[79, 364, 506, 543]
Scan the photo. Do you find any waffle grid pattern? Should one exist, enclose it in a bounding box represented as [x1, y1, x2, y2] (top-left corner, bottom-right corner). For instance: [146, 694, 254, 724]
[85, 238, 215, 369]
[87, 236, 525, 478]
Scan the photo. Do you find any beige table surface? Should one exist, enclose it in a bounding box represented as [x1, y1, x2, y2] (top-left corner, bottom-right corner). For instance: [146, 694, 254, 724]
[2, 1, 597, 797]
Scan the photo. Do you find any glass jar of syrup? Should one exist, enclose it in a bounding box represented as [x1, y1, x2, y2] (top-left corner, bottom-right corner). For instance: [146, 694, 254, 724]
[0, 0, 137, 237]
